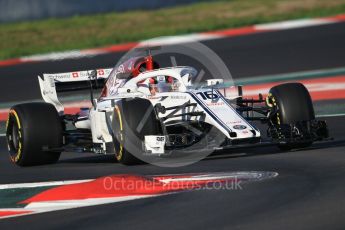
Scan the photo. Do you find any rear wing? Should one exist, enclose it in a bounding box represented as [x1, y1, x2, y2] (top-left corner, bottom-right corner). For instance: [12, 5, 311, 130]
[44, 68, 112, 92]
[38, 68, 112, 114]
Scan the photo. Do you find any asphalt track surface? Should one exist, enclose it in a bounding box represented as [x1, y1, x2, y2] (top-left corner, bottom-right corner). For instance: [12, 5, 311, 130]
[0, 22, 345, 229]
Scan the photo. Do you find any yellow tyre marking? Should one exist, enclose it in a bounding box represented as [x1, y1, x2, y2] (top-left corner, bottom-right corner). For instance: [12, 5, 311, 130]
[266, 93, 273, 108]
[276, 114, 281, 125]
[5, 114, 10, 130]
[114, 106, 124, 161]
[266, 94, 281, 125]
[10, 110, 21, 129]
[271, 96, 280, 125]
[266, 93, 277, 108]
[9, 110, 22, 163]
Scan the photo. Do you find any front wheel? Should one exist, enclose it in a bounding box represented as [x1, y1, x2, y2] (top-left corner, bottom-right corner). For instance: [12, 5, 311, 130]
[112, 98, 162, 165]
[267, 83, 315, 150]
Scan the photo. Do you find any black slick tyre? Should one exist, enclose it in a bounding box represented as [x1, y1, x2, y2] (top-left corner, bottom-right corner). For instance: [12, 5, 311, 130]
[6, 103, 63, 166]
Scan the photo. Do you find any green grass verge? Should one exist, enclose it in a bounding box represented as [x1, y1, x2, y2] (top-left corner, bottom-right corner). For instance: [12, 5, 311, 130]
[1, 0, 345, 60]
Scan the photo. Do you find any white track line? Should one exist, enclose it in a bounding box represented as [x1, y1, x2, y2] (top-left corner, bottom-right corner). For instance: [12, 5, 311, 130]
[254, 18, 334, 30]
[0, 179, 92, 190]
[316, 113, 345, 118]
[0, 134, 5, 137]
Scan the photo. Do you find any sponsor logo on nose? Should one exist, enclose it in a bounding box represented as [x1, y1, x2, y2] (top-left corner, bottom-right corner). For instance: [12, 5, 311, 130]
[233, 125, 247, 130]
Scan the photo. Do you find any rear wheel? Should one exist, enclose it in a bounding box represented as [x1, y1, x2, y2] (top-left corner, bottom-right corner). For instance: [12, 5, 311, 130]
[6, 103, 63, 166]
[267, 83, 315, 150]
[112, 98, 162, 165]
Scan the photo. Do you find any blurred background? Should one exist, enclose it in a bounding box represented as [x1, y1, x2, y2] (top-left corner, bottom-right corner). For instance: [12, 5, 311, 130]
[0, 0, 202, 23]
[1, 0, 345, 59]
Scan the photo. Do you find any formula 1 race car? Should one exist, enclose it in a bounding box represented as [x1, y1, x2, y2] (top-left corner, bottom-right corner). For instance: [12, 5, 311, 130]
[6, 48, 329, 166]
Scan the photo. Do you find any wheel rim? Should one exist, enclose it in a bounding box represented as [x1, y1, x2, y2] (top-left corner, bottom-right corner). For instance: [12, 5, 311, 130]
[6, 114, 21, 161]
[113, 106, 124, 161]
